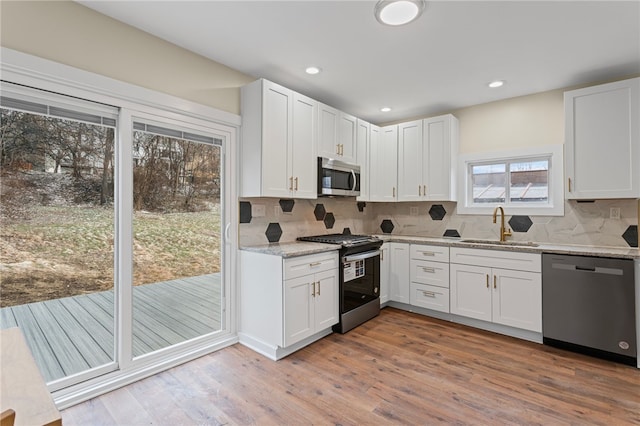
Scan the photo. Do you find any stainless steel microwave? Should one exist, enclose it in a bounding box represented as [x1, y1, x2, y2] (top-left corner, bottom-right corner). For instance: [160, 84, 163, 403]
[318, 157, 361, 197]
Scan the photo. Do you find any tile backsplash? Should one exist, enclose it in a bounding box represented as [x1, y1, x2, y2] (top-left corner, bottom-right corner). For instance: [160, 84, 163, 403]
[239, 198, 639, 249]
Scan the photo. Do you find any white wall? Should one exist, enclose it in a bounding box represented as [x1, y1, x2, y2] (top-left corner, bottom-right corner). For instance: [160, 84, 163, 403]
[0, 0, 253, 115]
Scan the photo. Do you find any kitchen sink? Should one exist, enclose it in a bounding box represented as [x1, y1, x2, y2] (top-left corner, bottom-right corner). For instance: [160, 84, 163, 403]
[460, 239, 539, 247]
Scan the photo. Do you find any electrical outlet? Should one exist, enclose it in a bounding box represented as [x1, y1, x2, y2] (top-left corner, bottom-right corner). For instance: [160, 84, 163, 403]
[410, 207, 419, 216]
[274, 205, 281, 217]
[252, 204, 265, 217]
[610, 207, 621, 220]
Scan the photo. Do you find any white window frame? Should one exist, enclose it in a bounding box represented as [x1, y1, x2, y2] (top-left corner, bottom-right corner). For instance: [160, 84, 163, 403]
[1, 47, 240, 408]
[457, 145, 564, 216]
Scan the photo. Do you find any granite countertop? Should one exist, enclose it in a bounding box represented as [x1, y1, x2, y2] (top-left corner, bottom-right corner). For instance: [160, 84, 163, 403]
[240, 236, 639, 260]
[239, 241, 340, 258]
[375, 234, 640, 260]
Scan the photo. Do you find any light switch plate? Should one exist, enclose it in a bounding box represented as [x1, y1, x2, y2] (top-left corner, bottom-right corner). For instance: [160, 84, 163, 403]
[252, 204, 266, 217]
[610, 207, 621, 220]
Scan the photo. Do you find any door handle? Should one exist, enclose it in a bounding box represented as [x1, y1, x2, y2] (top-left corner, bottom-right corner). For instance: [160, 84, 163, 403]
[294, 177, 298, 191]
[289, 176, 294, 191]
[311, 281, 316, 297]
[317, 281, 321, 296]
[486, 274, 489, 288]
[422, 267, 435, 273]
[493, 275, 497, 289]
[422, 291, 436, 298]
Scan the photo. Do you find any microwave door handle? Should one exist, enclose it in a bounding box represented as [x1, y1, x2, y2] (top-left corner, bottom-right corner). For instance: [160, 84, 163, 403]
[351, 169, 357, 191]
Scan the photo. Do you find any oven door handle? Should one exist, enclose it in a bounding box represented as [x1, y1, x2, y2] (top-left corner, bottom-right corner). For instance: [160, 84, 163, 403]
[343, 250, 380, 263]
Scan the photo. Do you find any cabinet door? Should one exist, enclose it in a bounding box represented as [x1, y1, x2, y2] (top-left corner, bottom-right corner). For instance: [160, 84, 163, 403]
[424, 115, 456, 201]
[262, 81, 292, 197]
[369, 125, 398, 201]
[397, 120, 423, 201]
[313, 268, 339, 331]
[379, 243, 390, 304]
[284, 275, 315, 347]
[565, 78, 640, 199]
[389, 243, 410, 303]
[450, 263, 492, 322]
[356, 119, 370, 201]
[338, 112, 357, 163]
[492, 269, 541, 332]
[291, 93, 318, 199]
[318, 103, 339, 159]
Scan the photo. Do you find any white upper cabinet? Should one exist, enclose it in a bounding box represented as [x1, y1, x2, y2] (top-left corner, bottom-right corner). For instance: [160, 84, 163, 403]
[423, 114, 458, 201]
[565, 77, 640, 199]
[397, 120, 423, 201]
[241, 79, 317, 199]
[318, 103, 357, 163]
[369, 125, 398, 201]
[396, 114, 458, 202]
[356, 119, 370, 201]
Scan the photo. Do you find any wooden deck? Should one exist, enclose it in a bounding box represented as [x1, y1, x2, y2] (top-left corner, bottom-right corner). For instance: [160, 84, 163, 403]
[0, 274, 221, 383]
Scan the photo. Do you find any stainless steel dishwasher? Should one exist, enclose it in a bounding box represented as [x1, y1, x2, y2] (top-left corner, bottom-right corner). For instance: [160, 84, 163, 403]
[542, 253, 637, 366]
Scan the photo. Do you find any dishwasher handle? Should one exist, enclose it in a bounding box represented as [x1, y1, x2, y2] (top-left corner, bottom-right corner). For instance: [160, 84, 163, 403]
[552, 263, 624, 276]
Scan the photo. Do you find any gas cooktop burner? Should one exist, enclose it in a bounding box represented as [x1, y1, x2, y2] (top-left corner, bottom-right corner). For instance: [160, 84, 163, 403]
[297, 233, 380, 247]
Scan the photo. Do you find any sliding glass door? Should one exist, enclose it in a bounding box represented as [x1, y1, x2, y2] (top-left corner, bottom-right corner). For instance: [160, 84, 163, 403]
[131, 120, 224, 358]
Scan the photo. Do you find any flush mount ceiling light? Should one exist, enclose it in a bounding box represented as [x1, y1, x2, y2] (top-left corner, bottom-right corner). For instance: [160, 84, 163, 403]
[488, 80, 505, 88]
[375, 0, 426, 26]
[305, 66, 321, 75]
[380, 107, 392, 112]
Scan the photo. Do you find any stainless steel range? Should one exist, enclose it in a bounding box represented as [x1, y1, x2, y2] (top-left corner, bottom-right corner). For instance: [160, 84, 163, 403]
[298, 233, 383, 333]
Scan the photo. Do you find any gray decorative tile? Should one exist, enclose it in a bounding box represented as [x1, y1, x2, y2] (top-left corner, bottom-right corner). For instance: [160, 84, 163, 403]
[265, 223, 283, 243]
[380, 219, 394, 234]
[239, 201, 252, 224]
[314, 204, 326, 221]
[429, 204, 446, 221]
[324, 212, 335, 229]
[509, 215, 533, 233]
[342, 227, 351, 235]
[443, 229, 461, 238]
[357, 202, 366, 212]
[622, 225, 638, 248]
[279, 199, 295, 213]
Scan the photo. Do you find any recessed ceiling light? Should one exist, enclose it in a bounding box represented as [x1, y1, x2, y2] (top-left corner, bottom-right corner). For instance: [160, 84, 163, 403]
[305, 66, 321, 75]
[488, 80, 505, 88]
[375, 0, 426, 26]
[380, 107, 392, 112]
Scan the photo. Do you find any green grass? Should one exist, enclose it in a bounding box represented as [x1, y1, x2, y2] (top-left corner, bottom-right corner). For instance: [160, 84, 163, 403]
[1, 205, 221, 307]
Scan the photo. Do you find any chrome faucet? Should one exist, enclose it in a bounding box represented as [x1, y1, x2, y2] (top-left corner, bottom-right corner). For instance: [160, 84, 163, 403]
[492, 206, 512, 242]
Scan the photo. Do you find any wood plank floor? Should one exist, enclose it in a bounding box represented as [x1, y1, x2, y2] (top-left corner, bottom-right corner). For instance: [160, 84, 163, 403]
[61, 307, 640, 425]
[0, 274, 221, 382]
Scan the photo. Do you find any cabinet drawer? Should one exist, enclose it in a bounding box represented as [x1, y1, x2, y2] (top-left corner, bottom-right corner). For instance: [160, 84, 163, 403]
[410, 259, 449, 288]
[410, 283, 450, 313]
[284, 252, 338, 280]
[450, 247, 540, 273]
[410, 244, 449, 262]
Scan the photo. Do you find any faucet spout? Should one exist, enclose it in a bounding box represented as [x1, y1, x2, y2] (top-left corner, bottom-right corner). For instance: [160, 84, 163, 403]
[492, 206, 512, 242]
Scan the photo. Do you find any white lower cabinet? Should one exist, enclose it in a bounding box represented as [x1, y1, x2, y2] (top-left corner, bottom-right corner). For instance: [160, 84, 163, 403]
[409, 244, 450, 313]
[450, 248, 542, 332]
[240, 250, 339, 360]
[284, 267, 338, 347]
[389, 242, 410, 303]
[379, 243, 390, 304]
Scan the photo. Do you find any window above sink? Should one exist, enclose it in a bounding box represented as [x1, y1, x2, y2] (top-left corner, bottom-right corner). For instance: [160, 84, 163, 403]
[457, 145, 564, 216]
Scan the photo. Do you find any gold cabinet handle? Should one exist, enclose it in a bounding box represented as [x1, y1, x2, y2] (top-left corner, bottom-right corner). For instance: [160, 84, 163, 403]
[568, 178, 572, 192]
[336, 144, 340, 155]
[340, 144, 344, 155]
[422, 266, 435, 273]
[294, 177, 298, 191]
[418, 185, 422, 196]
[317, 281, 321, 296]
[392, 187, 396, 198]
[312, 281, 316, 297]
[493, 275, 497, 289]
[381, 250, 384, 261]
[309, 261, 321, 267]
[422, 291, 436, 298]
[423, 185, 427, 196]
[289, 176, 294, 191]
[486, 274, 489, 288]
[421, 251, 435, 256]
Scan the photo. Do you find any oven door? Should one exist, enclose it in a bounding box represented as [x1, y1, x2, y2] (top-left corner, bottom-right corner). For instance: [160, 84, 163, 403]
[341, 250, 380, 313]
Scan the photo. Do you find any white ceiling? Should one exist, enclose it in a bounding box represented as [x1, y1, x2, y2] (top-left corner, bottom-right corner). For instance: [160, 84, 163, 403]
[78, 1, 640, 124]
